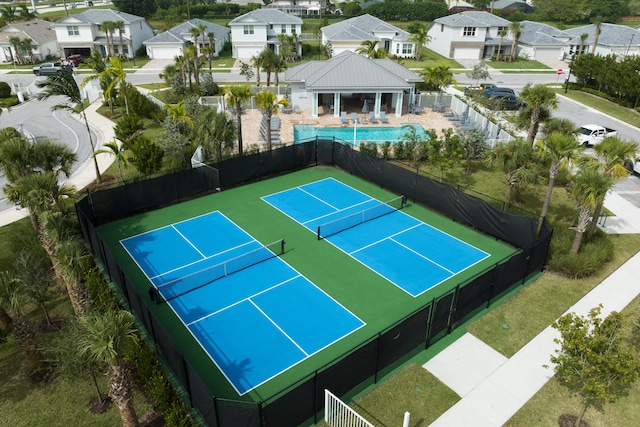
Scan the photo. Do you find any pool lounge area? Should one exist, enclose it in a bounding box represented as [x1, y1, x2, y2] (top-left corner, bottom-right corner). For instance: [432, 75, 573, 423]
[293, 123, 428, 144]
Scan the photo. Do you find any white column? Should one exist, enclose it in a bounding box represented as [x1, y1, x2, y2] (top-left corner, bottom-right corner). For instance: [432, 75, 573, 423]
[333, 92, 341, 117]
[312, 92, 318, 117]
[395, 91, 403, 117]
[374, 92, 382, 117]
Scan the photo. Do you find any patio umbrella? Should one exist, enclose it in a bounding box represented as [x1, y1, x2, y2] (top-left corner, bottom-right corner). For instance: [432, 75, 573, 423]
[362, 99, 369, 114]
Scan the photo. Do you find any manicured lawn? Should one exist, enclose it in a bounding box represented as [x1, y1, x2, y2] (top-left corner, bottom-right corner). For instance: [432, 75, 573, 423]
[557, 89, 640, 128]
[488, 59, 550, 70]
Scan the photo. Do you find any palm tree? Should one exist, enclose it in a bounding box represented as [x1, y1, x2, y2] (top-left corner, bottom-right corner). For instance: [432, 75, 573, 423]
[259, 49, 279, 86]
[569, 168, 612, 254]
[543, 118, 576, 137]
[8, 36, 22, 64]
[197, 22, 208, 52]
[189, 26, 201, 56]
[183, 45, 197, 92]
[409, 24, 431, 61]
[534, 132, 583, 236]
[20, 38, 34, 64]
[201, 45, 215, 76]
[0, 271, 49, 375]
[113, 21, 125, 58]
[36, 71, 101, 183]
[272, 55, 287, 86]
[509, 21, 523, 62]
[578, 33, 589, 57]
[163, 101, 194, 129]
[591, 20, 602, 54]
[484, 138, 537, 206]
[585, 137, 639, 236]
[99, 21, 117, 58]
[0, 5, 17, 23]
[96, 141, 128, 181]
[77, 310, 139, 427]
[52, 236, 91, 315]
[255, 91, 288, 152]
[420, 65, 456, 96]
[519, 84, 558, 144]
[251, 53, 264, 86]
[195, 107, 237, 162]
[356, 40, 387, 59]
[84, 56, 130, 115]
[496, 29, 507, 61]
[224, 85, 252, 156]
[206, 31, 216, 53]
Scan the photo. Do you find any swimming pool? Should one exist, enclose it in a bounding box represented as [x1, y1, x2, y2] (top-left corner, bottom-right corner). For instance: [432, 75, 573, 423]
[294, 123, 428, 144]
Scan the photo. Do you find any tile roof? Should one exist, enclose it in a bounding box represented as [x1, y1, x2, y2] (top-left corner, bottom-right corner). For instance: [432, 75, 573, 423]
[518, 21, 570, 46]
[565, 23, 640, 47]
[285, 50, 421, 90]
[322, 14, 411, 42]
[229, 8, 302, 25]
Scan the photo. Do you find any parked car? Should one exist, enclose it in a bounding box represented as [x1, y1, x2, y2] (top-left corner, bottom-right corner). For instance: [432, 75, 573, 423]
[576, 124, 618, 146]
[464, 83, 496, 96]
[66, 54, 85, 67]
[482, 87, 516, 98]
[32, 62, 73, 76]
[488, 94, 522, 111]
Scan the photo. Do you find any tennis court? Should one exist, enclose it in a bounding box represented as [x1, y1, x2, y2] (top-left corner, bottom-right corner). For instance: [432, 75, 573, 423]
[120, 211, 365, 395]
[262, 178, 490, 297]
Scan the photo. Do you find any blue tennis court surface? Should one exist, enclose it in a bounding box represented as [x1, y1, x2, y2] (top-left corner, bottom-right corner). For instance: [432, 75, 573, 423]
[120, 211, 364, 395]
[262, 178, 490, 297]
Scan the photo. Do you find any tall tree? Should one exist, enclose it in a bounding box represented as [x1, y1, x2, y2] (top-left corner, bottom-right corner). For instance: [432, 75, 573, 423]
[255, 91, 287, 152]
[78, 310, 140, 427]
[408, 23, 431, 61]
[519, 84, 558, 144]
[484, 138, 537, 206]
[578, 33, 588, 57]
[534, 132, 583, 236]
[224, 86, 251, 156]
[496, 29, 507, 61]
[96, 141, 128, 182]
[591, 20, 602, 55]
[99, 21, 116, 57]
[84, 56, 130, 115]
[189, 26, 201, 56]
[195, 107, 237, 163]
[509, 21, 523, 62]
[356, 40, 387, 59]
[549, 305, 640, 427]
[466, 60, 491, 86]
[250, 53, 264, 86]
[36, 67, 101, 182]
[113, 21, 125, 57]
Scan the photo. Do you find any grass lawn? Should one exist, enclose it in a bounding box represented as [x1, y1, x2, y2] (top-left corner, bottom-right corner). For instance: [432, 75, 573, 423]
[488, 59, 550, 70]
[393, 48, 462, 70]
[557, 89, 640, 128]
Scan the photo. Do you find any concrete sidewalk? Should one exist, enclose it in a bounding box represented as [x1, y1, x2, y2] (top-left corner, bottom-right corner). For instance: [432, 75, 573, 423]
[0, 100, 115, 228]
[426, 251, 640, 426]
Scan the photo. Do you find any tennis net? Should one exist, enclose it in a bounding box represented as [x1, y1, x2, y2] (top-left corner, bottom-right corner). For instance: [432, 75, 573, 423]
[317, 195, 407, 240]
[152, 239, 285, 304]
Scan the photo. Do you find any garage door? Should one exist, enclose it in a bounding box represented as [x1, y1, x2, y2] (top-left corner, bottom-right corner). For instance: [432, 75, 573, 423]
[235, 45, 262, 59]
[453, 47, 480, 60]
[534, 48, 562, 60]
[148, 46, 180, 59]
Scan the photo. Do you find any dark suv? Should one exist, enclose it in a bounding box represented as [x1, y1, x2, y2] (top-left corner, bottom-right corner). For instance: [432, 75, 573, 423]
[488, 94, 522, 110]
[482, 87, 516, 98]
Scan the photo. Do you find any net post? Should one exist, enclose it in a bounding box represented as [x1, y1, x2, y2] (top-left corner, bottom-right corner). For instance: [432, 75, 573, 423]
[280, 239, 285, 255]
[317, 226, 321, 240]
[401, 194, 407, 208]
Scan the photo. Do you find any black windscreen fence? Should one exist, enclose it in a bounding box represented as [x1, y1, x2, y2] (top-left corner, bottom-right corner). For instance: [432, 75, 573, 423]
[76, 139, 552, 427]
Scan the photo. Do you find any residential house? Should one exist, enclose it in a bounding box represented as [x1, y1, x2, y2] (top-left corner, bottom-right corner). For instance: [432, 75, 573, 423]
[565, 23, 640, 58]
[490, 0, 535, 13]
[266, 0, 326, 15]
[427, 11, 512, 60]
[285, 50, 422, 118]
[143, 19, 230, 59]
[0, 20, 58, 63]
[322, 14, 417, 58]
[228, 9, 302, 59]
[52, 9, 154, 59]
[516, 21, 570, 60]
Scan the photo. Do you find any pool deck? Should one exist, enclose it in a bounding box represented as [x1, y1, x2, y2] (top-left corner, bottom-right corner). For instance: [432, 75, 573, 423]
[240, 108, 455, 150]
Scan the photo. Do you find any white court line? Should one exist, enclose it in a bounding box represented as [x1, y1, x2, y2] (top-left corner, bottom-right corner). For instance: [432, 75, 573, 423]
[298, 186, 340, 210]
[172, 224, 206, 258]
[302, 198, 374, 226]
[186, 274, 301, 326]
[349, 222, 422, 254]
[390, 236, 456, 275]
[249, 299, 310, 357]
[150, 240, 257, 281]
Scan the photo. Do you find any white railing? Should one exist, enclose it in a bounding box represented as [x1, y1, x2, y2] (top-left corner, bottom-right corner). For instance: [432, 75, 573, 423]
[324, 389, 374, 427]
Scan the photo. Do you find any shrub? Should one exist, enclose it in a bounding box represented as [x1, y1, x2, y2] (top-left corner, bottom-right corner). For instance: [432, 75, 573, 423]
[198, 73, 220, 96]
[0, 81, 11, 98]
[547, 227, 614, 278]
[359, 141, 378, 158]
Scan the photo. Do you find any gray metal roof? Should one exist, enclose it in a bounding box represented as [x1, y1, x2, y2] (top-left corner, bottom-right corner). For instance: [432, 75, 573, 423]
[54, 9, 145, 25]
[322, 14, 411, 42]
[433, 11, 511, 28]
[0, 20, 56, 44]
[565, 23, 640, 47]
[144, 18, 229, 45]
[229, 8, 302, 25]
[285, 50, 420, 90]
[492, 0, 534, 11]
[518, 21, 570, 46]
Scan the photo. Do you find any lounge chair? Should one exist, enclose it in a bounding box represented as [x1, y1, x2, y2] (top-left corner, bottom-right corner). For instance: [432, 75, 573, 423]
[340, 111, 348, 124]
[369, 111, 378, 124]
[379, 111, 389, 123]
[351, 112, 359, 124]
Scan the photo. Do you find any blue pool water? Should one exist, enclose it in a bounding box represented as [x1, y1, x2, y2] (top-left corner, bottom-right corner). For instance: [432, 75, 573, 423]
[294, 123, 428, 144]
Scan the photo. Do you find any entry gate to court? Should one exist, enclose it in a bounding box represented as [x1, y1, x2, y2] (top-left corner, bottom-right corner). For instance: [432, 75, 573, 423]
[76, 139, 552, 427]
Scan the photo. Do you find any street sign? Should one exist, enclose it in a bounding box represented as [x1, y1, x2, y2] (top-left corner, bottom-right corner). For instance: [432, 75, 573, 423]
[557, 69, 563, 75]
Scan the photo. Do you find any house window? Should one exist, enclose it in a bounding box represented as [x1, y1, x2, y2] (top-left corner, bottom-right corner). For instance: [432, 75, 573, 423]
[441, 24, 444, 32]
[291, 25, 296, 34]
[243, 25, 254, 35]
[281, 24, 287, 34]
[67, 26, 79, 36]
[497, 26, 507, 33]
[402, 44, 412, 55]
[270, 24, 273, 30]
[463, 27, 476, 37]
